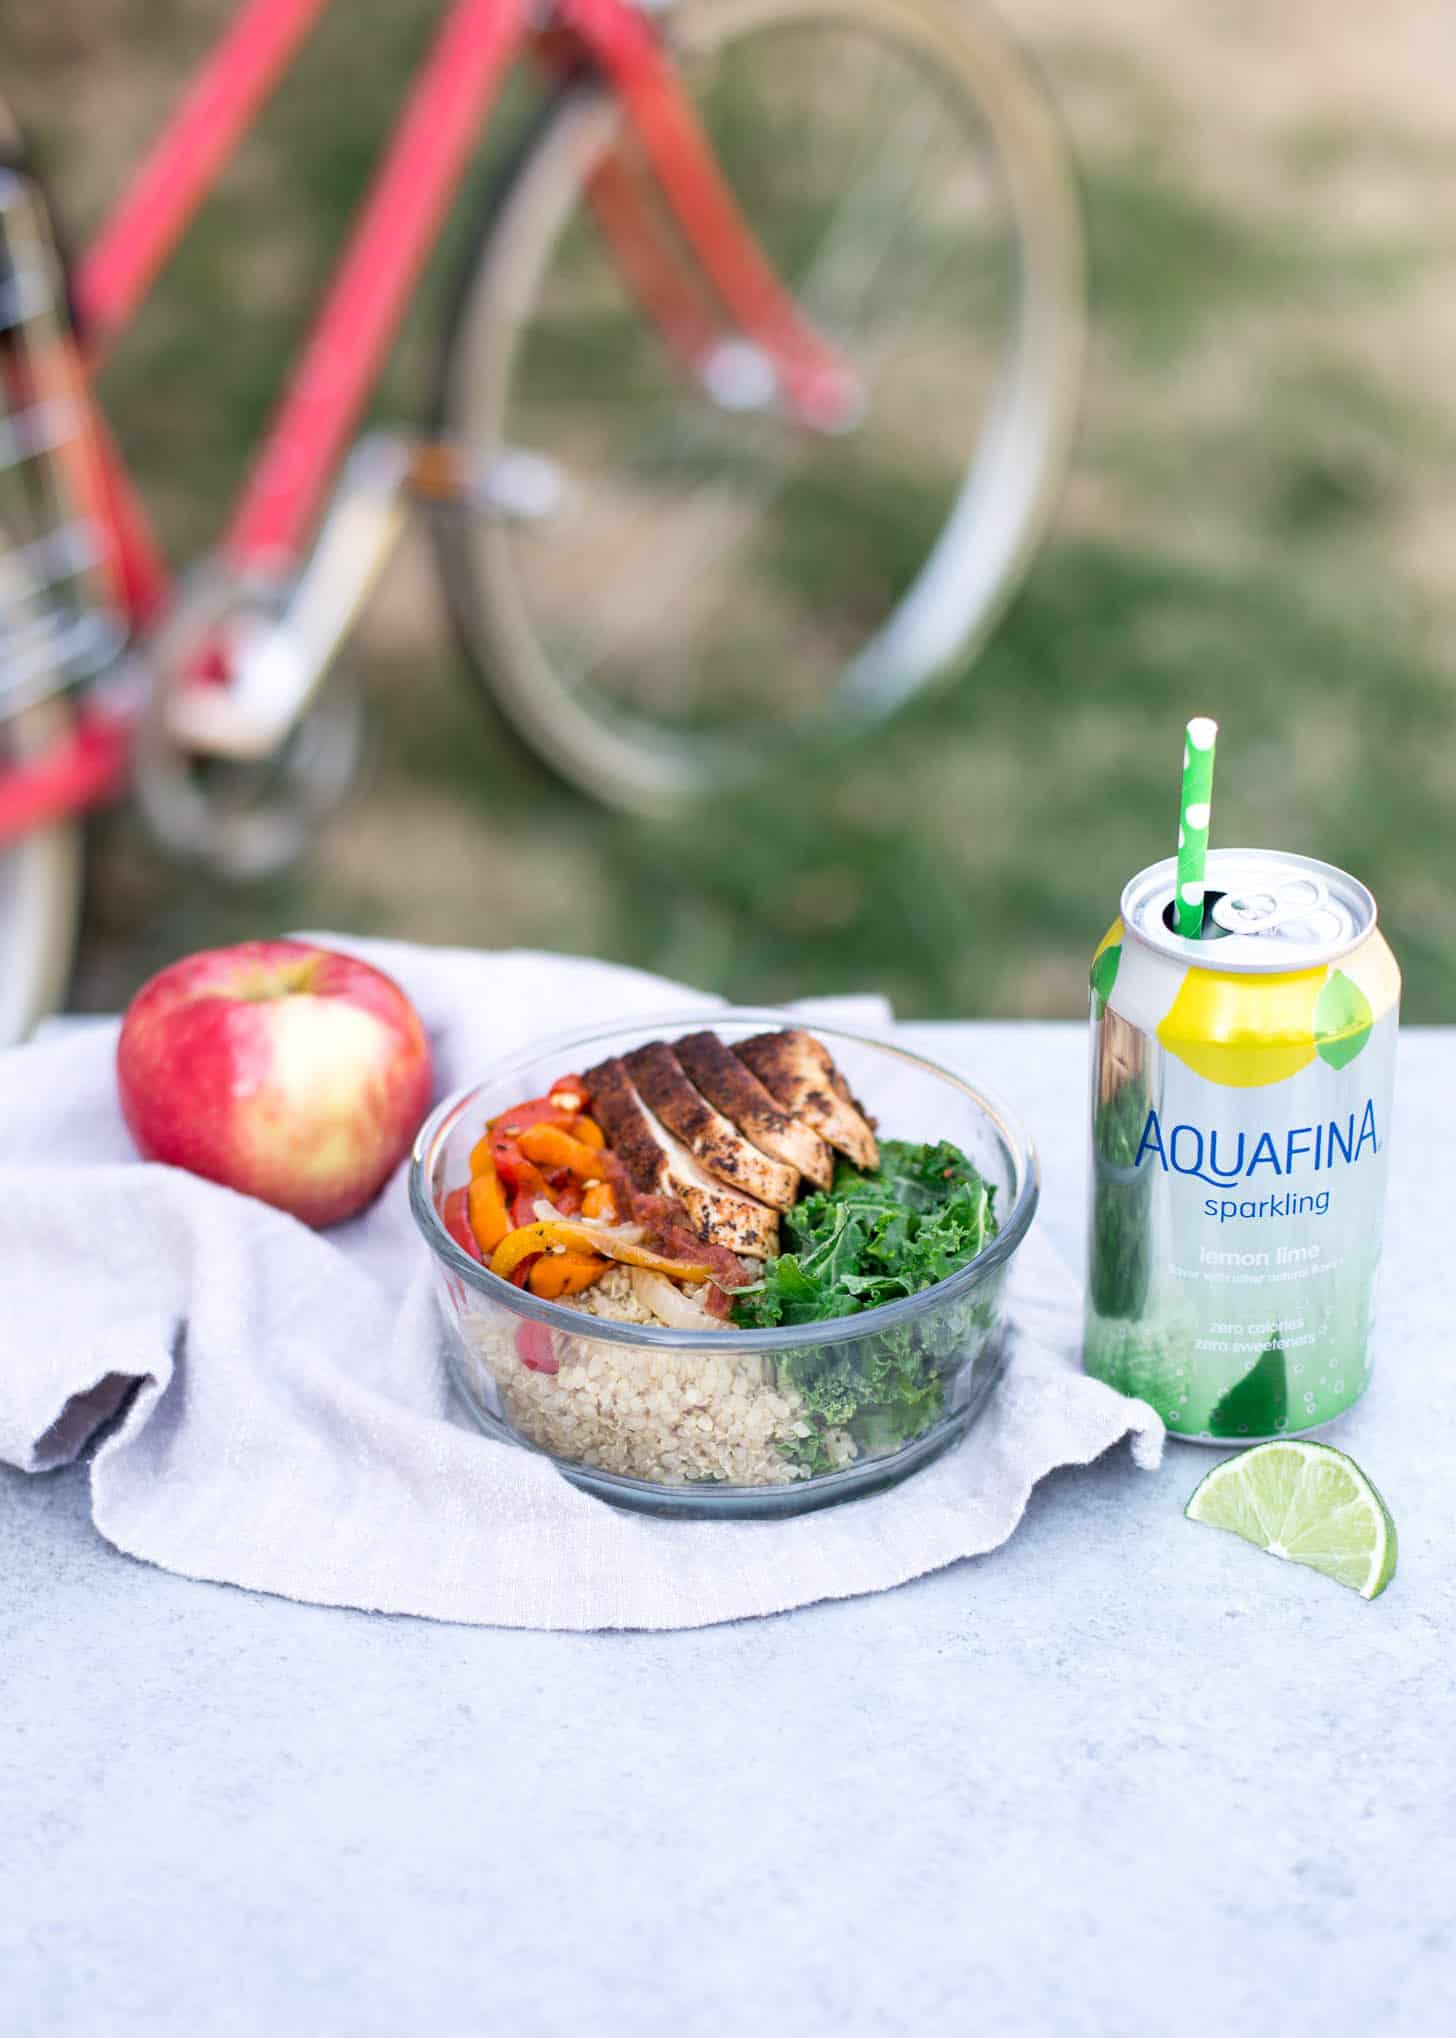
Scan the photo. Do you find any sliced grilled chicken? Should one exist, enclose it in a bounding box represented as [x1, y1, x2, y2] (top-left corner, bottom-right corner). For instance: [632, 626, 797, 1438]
[584, 1056, 780, 1259]
[624, 1042, 799, 1211]
[673, 1030, 835, 1191]
[734, 1029, 880, 1172]
[584, 1056, 665, 1196]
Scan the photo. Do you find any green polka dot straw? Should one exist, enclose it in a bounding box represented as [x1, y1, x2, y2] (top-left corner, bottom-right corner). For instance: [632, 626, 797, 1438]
[1175, 716, 1218, 938]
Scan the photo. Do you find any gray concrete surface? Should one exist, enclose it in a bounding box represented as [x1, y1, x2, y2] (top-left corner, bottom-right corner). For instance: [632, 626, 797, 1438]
[3, 1023, 1451, 2037]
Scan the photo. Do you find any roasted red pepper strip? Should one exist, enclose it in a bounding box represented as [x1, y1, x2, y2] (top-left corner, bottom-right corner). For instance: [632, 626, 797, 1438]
[491, 1097, 578, 1138]
[440, 1186, 484, 1264]
[492, 1135, 551, 1232]
[515, 1320, 558, 1372]
[548, 1073, 590, 1113]
[551, 1178, 585, 1218]
[491, 1133, 547, 1187]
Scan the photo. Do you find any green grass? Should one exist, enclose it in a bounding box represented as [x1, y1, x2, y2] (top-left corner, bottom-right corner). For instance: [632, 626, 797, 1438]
[1083, 157, 1434, 365]
[578, 537, 1456, 1017]
[9, 2, 1453, 1022]
[335, 529, 1456, 1021]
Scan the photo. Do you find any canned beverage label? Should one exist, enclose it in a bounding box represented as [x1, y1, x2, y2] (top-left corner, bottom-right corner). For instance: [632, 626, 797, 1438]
[1084, 849, 1400, 1440]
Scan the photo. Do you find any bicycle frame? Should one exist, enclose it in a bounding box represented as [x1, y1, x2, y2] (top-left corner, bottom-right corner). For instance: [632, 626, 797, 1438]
[0, 0, 852, 846]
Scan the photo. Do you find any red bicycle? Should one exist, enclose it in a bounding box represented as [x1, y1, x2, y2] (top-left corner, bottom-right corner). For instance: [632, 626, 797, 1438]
[0, 0, 1083, 1042]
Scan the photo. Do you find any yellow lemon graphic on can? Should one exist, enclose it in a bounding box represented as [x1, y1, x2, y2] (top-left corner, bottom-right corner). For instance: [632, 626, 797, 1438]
[1156, 966, 1324, 1087]
[1155, 960, 1379, 1087]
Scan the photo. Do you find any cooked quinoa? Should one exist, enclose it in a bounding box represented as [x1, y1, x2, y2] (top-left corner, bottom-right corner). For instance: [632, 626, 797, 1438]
[462, 1266, 856, 1485]
[564, 1264, 710, 1326]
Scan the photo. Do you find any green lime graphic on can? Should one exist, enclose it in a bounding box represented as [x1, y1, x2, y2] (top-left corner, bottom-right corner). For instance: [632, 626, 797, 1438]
[1314, 968, 1374, 1070]
[1209, 1336, 1288, 1438]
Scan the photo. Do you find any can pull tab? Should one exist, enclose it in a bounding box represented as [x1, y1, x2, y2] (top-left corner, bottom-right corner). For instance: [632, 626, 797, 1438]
[1211, 876, 1330, 938]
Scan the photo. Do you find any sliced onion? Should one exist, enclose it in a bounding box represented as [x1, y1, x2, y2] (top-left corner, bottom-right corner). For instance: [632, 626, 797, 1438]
[630, 1266, 717, 1330]
[531, 1196, 645, 1245]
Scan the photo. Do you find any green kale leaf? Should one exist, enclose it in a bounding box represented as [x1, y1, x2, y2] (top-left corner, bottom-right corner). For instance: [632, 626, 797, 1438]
[732, 1139, 1001, 1468]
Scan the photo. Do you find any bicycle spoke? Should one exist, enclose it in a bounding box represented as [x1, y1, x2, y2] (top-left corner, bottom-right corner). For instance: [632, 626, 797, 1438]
[439, 0, 1083, 786]
[550, 79, 983, 713]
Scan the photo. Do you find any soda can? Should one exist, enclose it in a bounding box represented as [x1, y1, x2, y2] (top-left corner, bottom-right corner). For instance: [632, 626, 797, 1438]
[1083, 848, 1400, 1441]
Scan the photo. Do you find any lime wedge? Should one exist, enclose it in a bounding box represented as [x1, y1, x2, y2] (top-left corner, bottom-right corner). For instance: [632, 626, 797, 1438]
[1185, 1440, 1397, 1599]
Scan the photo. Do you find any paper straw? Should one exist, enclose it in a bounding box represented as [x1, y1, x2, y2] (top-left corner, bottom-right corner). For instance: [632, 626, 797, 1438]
[1174, 716, 1218, 937]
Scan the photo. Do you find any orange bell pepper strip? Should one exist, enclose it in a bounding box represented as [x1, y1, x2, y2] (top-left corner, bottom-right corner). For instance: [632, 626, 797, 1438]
[489, 1220, 716, 1285]
[467, 1170, 510, 1254]
[490, 1129, 547, 1184]
[528, 1251, 608, 1299]
[464, 1141, 511, 1247]
[516, 1124, 609, 1179]
[581, 1180, 618, 1222]
[571, 1114, 605, 1149]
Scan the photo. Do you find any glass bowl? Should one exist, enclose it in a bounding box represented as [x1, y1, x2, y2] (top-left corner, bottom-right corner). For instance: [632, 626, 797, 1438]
[410, 1011, 1039, 1518]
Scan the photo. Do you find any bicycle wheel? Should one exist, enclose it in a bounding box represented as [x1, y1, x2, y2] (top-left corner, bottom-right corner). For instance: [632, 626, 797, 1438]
[0, 697, 83, 1044]
[433, 0, 1083, 812]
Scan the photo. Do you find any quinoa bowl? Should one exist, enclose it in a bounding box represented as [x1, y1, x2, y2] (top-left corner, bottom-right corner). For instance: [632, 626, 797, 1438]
[410, 1013, 1038, 1518]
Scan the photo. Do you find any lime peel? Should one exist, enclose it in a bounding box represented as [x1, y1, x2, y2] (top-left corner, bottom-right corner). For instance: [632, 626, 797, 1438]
[1185, 1440, 1397, 1599]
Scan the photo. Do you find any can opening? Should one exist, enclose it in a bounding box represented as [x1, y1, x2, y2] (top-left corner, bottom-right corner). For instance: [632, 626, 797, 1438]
[1125, 850, 1377, 972]
[1160, 891, 1231, 941]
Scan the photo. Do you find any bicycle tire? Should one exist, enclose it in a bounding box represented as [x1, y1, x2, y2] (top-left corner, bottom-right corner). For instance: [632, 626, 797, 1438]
[0, 697, 83, 1045]
[432, 0, 1084, 813]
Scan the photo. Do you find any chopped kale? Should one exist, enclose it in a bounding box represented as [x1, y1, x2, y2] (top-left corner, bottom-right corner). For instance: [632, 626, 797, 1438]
[732, 1140, 1000, 1471]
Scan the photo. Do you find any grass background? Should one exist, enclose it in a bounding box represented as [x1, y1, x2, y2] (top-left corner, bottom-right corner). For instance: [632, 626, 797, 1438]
[6, 0, 1455, 1019]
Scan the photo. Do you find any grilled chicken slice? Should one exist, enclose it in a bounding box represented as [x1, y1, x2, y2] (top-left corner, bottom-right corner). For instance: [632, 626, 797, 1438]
[624, 1042, 799, 1211]
[734, 1029, 880, 1173]
[584, 1056, 780, 1259]
[673, 1030, 835, 1191]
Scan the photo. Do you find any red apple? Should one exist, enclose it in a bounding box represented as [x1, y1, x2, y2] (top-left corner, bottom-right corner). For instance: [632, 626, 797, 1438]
[116, 939, 433, 1227]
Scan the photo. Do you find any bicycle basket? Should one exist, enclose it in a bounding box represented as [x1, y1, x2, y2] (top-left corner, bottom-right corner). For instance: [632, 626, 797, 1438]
[0, 164, 124, 714]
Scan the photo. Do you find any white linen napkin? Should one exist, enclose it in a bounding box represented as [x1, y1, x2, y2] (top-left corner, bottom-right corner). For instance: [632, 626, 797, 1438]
[0, 939, 1162, 1630]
